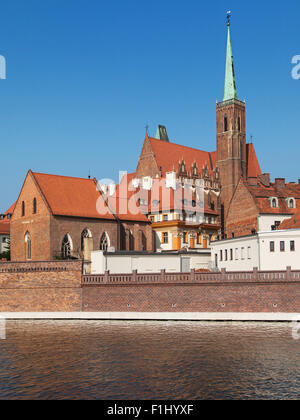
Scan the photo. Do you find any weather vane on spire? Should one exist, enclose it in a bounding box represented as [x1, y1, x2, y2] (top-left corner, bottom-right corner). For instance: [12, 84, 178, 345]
[227, 10, 231, 27]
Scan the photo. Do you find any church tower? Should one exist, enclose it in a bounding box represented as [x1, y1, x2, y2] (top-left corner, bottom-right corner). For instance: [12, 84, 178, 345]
[216, 14, 247, 228]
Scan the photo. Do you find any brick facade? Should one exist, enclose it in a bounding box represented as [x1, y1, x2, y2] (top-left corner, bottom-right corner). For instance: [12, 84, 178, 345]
[0, 260, 82, 312]
[82, 269, 300, 313]
[1, 261, 299, 313]
[216, 99, 247, 219]
[11, 171, 153, 261]
[136, 135, 160, 179]
[226, 178, 259, 237]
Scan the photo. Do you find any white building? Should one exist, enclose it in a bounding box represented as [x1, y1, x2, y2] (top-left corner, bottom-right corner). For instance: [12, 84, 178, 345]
[211, 229, 300, 271]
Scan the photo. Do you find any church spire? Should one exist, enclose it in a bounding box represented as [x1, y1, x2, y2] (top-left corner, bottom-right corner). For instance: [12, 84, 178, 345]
[223, 12, 238, 101]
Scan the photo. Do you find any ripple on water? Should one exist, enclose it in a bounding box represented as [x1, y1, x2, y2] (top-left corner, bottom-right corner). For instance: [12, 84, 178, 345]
[0, 321, 299, 400]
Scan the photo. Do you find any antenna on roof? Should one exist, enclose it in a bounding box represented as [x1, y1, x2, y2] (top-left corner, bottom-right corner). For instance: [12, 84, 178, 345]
[88, 169, 91, 179]
[250, 134, 254, 144]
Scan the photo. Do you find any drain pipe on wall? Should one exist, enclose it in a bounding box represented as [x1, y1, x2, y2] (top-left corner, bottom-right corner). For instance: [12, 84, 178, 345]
[257, 215, 261, 271]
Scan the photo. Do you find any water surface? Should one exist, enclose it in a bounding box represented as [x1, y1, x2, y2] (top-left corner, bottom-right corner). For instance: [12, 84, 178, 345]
[0, 321, 299, 400]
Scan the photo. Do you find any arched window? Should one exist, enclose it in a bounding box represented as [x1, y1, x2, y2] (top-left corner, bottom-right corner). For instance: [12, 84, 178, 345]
[25, 232, 31, 260]
[272, 198, 277, 208]
[81, 228, 92, 252]
[129, 230, 135, 251]
[33, 198, 37, 214]
[22, 201, 25, 217]
[238, 116, 241, 132]
[100, 232, 110, 251]
[224, 115, 228, 132]
[61, 234, 72, 259]
[289, 199, 295, 209]
[140, 231, 147, 251]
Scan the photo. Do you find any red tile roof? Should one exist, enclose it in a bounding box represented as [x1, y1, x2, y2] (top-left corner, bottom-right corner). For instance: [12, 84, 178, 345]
[247, 180, 300, 215]
[0, 203, 15, 235]
[279, 209, 300, 230]
[32, 172, 150, 223]
[116, 173, 218, 216]
[149, 137, 214, 176]
[32, 172, 116, 220]
[247, 144, 262, 178]
[148, 137, 261, 181]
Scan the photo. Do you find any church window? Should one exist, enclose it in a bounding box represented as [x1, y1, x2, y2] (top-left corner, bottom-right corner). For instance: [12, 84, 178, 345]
[224, 115, 228, 132]
[61, 234, 72, 259]
[129, 231, 135, 251]
[22, 201, 25, 217]
[25, 232, 31, 260]
[100, 232, 110, 251]
[238, 116, 241, 132]
[33, 198, 37, 214]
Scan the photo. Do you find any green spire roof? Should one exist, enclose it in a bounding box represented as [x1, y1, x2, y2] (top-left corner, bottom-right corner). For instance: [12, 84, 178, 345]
[223, 26, 238, 101]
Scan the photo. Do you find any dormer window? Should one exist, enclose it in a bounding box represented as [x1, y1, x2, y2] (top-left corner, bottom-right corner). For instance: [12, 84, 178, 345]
[286, 197, 296, 209]
[269, 197, 278, 208]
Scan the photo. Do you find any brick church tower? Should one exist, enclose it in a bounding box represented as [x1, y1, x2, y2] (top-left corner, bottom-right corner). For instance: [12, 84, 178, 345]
[217, 16, 247, 230]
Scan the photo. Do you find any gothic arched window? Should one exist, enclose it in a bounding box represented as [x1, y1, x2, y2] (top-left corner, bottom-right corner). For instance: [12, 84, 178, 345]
[25, 232, 31, 260]
[81, 228, 92, 252]
[100, 232, 110, 251]
[22, 201, 25, 217]
[129, 230, 135, 251]
[224, 115, 228, 132]
[33, 198, 37, 214]
[289, 199, 295, 209]
[62, 234, 72, 259]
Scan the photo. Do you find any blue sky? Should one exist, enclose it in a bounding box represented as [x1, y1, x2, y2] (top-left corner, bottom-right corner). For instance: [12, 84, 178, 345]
[0, 0, 299, 211]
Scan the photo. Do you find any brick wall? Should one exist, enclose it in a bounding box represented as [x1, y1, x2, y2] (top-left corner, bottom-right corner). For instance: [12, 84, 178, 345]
[82, 269, 300, 313]
[226, 178, 258, 237]
[50, 215, 119, 258]
[0, 260, 82, 312]
[136, 135, 160, 179]
[11, 171, 52, 261]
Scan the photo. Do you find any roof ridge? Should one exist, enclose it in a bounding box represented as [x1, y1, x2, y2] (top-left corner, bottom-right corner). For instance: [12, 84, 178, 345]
[148, 137, 212, 154]
[33, 172, 94, 182]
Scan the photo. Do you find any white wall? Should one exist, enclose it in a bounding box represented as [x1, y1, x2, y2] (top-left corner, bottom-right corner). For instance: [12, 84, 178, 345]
[259, 230, 300, 271]
[258, 215, 290, 232]
[211, 229, 300, 271]
[211, 236, 259, 272]
[91, 251, 211, 274]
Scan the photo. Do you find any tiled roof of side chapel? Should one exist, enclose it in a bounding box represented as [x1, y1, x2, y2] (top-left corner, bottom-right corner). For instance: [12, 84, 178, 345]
[143, 135, 261, 180]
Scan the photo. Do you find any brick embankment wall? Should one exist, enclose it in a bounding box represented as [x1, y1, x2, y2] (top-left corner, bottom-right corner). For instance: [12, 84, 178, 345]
[0, 261, 83, 312]
[82, 270, 300, 313]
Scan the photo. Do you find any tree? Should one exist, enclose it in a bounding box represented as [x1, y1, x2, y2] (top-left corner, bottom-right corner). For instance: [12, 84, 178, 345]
[0, 236, 10, 261]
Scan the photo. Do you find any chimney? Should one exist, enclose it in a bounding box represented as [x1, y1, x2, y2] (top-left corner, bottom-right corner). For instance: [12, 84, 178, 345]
[259, 173, 270, 187]
[275, 178, 286, 188]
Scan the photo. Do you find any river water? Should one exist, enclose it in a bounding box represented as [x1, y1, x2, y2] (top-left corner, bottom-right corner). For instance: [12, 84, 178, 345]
[0, 320, 299, 400]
